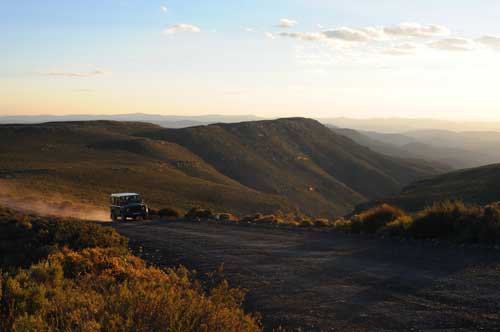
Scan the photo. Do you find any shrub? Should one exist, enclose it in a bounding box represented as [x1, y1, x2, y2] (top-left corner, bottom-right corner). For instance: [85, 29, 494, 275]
[218, 213, 238, 221]
[379, 215, 414, 238]
[332, 218, 354, 232]
[158, 207, 180, 219]
[0, 248, 262, 332]
[409, 201, 479, 239]
[299, 218, 315, 227]
[409, 201, 500, 243]
[0, 207, 262, 332]
[353, 204, 407, 234]
[254, 215, 277, 224]
[314, 218, 331, 227]
[0, 208, 127, 270]
[185, 207, 214, 220]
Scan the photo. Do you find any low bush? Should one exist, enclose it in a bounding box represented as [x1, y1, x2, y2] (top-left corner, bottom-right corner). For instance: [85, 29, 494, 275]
[0, 207, 127, 270]
[409, 201, 500, 242]
[0, 248, 262, 332]
[185, 207, 215, 220]
[218, 213, 238, 221]
[254, 215, 278, 224]
[336, 201, 500, 243]
[379, 215, 414, 238]
[158, 207, 181, 219]
[314, 218, 332, 227]
[0, 206, 262, 332]
[352, 204, 407, 234]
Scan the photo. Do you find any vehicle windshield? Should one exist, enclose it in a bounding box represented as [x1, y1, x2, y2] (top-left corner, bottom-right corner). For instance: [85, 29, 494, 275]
[112, 195, 142, 206]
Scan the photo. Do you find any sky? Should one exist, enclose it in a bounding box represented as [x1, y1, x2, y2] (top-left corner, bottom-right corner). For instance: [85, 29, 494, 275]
[1, 0, 500, 120]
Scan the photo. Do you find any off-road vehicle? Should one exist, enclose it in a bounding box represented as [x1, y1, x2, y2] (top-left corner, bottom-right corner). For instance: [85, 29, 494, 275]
[110, 193, 149, 221]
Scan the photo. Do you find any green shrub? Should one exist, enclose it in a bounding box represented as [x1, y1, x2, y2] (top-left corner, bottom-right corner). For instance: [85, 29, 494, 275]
[353, 204, 407, 234]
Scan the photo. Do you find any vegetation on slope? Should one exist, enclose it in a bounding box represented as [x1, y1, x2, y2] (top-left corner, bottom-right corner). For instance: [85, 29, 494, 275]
[0, 118, 442, 217]
[0, 121, 290, 216]
[332, 201, 500, 243]
[141, 118, 442, 216]
[386, 163, 500, 212]
[0, 206, 261, 332]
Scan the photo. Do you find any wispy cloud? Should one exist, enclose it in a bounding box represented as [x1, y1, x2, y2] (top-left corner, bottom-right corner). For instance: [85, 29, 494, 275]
[160, 5, 168, 13]
[383, 42, 421, 56]
[278, 32, 324, 41]
[428, 37, 477, 51]
[477, 35, 500, 50]
[323, 27, 385, 42]
[163, 23, 201, 35]
[36, 70, 109, 78]
[384, 23, 450, 38]
[278, 18, 298, 29]
[244, 27, 255, 33]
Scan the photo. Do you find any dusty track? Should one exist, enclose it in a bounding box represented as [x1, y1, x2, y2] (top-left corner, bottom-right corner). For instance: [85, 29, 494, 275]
[113, 221, 500, 332]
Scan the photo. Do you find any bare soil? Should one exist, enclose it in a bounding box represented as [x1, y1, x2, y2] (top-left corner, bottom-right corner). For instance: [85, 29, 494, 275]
[113, 221, 500, 332]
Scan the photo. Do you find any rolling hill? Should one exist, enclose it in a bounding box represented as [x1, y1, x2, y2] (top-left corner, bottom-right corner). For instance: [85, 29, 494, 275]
[0, 118, 444, 217]
[381, 164, 500, 211]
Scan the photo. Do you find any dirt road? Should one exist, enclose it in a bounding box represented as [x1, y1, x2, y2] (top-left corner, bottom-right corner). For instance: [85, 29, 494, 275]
[113, 221, 500, 332]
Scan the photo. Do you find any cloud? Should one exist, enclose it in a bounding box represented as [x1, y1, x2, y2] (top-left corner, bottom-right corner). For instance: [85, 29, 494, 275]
[163, 23, 201, 35]
[278, 32, 325, 41]
[384, 23, 450, 38]
[244, 27, 255, 33]
[278, 18, 298, 28]
[160, 5, 168, 13]
[428, 37, 477, 51]
[36, 70, 109, 78]
[477, 35, 500, 50]
[265, 32, 276, 40]
[322, 27, 385, 42]
[383, 42, 420, 55]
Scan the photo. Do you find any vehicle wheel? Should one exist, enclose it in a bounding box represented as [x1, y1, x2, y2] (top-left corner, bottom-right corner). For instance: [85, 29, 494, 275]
[121, 211, 126, 221]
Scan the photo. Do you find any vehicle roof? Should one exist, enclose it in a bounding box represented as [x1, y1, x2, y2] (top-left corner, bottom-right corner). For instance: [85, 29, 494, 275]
[111, 193, 140, 197]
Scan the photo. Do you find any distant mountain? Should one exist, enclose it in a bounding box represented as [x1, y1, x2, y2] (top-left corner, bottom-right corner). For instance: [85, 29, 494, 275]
[384, 164, 500, 211]
[322, 117, 500, 133]
[0, 118, 443, 217]
[0, 113, 265, 128]
[332, 127, 500, 170]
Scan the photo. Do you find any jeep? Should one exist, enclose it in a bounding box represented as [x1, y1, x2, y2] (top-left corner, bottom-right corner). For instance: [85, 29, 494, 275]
[110, 193, 149, 221]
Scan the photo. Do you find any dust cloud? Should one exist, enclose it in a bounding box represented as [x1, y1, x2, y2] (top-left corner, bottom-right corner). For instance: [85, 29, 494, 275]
[0, 180, 110, 221]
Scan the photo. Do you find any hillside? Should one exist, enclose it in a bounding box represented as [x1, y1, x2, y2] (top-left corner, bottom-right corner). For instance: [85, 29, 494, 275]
[0, 118, 443, 217]
[0, 121, 290, 216]
[139, 118, 443, 215]
[384, 164, 500, 211]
